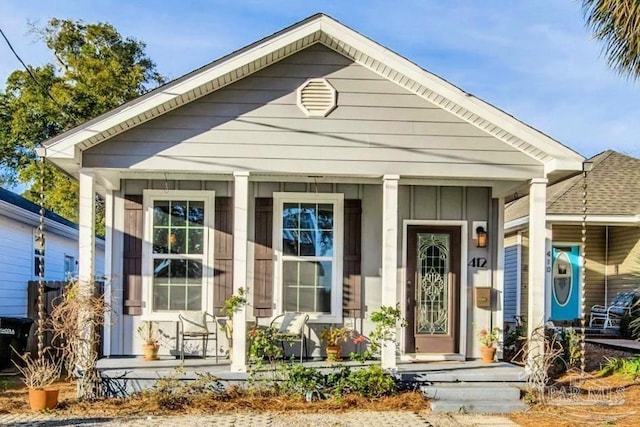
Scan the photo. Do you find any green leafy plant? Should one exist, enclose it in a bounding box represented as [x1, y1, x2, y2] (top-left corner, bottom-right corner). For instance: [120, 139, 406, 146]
[367, 304, 408, 359]
[477, 327, 501, 348]
[599, 356, 640, 379]
[320, 326, 348, 347]
[282, 364, 325, 395]
[345, 364, 396, 398]
[248, 326, 285, 364]
[221, 288, 248, 341]
[560, 327, 582, 369]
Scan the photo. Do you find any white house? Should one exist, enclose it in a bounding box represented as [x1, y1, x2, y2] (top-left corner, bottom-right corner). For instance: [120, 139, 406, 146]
[38, 14, 584, 371]
[0, 187, 105, 317]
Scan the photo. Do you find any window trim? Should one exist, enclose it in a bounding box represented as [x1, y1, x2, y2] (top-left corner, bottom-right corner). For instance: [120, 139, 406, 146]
[141, 190, 215, 321]
[273, 192, 343, 323]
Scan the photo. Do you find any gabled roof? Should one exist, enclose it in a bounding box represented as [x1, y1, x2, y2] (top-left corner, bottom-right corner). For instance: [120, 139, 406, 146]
[40, 13, 584, 179]
[505, 150, 640, 224]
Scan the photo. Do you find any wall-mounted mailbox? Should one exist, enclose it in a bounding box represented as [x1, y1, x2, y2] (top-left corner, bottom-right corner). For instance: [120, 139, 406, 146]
[475, 287, 491, 309]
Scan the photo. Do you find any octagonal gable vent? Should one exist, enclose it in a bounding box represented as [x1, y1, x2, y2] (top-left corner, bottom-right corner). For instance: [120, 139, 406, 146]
[296, 78, 337, 117]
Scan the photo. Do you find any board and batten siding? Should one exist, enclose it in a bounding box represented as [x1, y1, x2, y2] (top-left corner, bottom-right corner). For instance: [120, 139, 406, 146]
[605, 226, 640, 302]
[83, 45, 542, 180]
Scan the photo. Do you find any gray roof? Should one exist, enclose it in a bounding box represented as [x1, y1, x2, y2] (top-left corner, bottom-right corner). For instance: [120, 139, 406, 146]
[505, 150, 640, 222]
[0, 187, 78, 229]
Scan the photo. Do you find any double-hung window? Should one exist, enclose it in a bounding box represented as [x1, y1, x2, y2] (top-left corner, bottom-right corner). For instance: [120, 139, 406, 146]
[274, 193, 343, 323]
[142, 190, 214, 319]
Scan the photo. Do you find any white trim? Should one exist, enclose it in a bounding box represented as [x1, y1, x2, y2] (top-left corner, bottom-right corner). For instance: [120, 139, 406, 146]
[231, 171, 249, 372]
[494, 197, 505, 360]
[272, 192, 344, 323]
[141, 189, 215, 321]
[103, 189, 114, 357]
[401, 220, 468, 359]
[506, 214, 640, 231]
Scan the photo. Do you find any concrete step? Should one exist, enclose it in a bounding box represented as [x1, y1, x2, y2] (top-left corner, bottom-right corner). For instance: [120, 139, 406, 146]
[395, 361, 528, 383]
[430, 400, 528, 414]
[421, 383, 521, 401]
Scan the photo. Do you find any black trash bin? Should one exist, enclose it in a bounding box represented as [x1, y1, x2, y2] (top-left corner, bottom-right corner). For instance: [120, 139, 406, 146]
[0, 317, 34, 370]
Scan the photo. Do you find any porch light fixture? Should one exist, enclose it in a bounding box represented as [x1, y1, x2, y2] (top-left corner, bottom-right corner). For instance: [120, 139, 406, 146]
[475, 226, 487, 248]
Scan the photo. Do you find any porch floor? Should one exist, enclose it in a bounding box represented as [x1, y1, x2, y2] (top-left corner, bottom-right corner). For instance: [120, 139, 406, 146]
[97, 356, 527, 398]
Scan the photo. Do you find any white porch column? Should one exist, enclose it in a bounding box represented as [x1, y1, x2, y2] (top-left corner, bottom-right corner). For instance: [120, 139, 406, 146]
[527, 178, 548, 372]
[493, 197, 505, 360]
[78, 170, 96, 291]
[381, 175, 399, 370]
[103, 189, 114, 356]
[231, 171, 250, 372]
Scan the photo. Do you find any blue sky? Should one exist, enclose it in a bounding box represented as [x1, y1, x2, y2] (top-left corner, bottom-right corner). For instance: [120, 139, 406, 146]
[0, 0, 639, 165]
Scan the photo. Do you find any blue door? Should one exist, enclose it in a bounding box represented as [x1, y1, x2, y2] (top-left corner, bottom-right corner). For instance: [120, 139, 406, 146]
[550, 245, 581, 321]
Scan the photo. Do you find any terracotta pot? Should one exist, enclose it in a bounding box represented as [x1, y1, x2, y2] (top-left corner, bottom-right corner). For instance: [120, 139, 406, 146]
[480, 346, 496, 363]
[28, 388, 59, 410]
[325, 345, 342, 362]
[142, 343, 159, 361]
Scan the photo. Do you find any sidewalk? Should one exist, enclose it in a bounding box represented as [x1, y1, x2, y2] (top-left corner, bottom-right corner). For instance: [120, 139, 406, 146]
[0, 411, 520, 426]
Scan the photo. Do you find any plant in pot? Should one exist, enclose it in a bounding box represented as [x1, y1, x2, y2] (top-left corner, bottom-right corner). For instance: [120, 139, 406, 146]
[137, 321, 162, 361]
[220, 287, 248, 359]
[320, 326, 348, 361]
[12, 350, 62, 410]
[477, 327, 501, 363]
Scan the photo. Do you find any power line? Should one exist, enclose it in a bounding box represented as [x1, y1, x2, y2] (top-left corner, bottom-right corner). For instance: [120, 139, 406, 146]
[0, 26, 79, 124]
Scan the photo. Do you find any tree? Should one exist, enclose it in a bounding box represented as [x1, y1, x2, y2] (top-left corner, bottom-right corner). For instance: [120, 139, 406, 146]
[0, 19, 164, 233]
[582, 0, 640, 79]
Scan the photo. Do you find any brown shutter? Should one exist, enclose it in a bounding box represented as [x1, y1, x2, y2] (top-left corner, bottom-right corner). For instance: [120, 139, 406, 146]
[123, 195, 143, 315]
[343, 199, 362, 318]
[253, 198, 273, 317]
[213, 197, 233, 316]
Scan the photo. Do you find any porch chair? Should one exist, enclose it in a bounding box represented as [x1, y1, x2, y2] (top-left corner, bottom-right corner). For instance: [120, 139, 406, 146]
[588, 291, 637, 329]
[178, 311, 218, 362]
[270, 312, 309, 362]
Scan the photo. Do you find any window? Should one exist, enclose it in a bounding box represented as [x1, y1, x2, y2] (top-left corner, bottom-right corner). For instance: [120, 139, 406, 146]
[64, 255, 75, 279]
[274, 193, 343, 322]
[33, 231, 45, 277]
[142, 190, 214, 319]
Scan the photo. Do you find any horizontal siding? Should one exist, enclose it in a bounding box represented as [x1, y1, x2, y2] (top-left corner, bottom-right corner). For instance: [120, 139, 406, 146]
[520, 234, 529, 317]
[504, 245, 519, 323]
[0, 213, 105, 317]
[606, 226, 640, 302]
[84, 45, 542, 179]
[553, 225, 606, 311]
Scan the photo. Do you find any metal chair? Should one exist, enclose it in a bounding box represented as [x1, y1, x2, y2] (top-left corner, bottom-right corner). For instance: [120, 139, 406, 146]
[178, 311, 218, 362]
[270, 312, 309, 362]
[589, 291, 637, 329]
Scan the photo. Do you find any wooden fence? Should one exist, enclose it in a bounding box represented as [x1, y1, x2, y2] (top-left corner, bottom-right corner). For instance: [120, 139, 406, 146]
[26, 280, 105, 357]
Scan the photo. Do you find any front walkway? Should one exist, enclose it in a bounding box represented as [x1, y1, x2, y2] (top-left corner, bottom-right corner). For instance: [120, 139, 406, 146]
[0, 411, 521, 426]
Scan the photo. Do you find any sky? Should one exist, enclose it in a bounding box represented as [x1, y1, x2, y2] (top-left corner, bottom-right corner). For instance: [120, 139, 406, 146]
[0, 0, 639, 168]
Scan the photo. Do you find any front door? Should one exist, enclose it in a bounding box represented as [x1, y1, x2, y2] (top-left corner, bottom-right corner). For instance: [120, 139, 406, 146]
[406, 226, 461, 354]
[550, 245, 581, 321]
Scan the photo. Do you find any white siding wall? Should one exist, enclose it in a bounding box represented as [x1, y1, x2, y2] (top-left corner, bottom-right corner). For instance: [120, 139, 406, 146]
[0, 213, 105, 317]
[84, 45, 542, 180]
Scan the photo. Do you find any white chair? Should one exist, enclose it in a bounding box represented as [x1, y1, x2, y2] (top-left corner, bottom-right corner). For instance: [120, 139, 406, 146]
[178, 311, 218, 362]
[589, 291, 637, 329]
[270, 312, 309, 362]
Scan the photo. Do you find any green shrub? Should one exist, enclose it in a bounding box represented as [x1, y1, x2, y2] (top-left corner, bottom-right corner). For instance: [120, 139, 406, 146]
[599, 356, 640, 379]
[346, 364, 396, 397]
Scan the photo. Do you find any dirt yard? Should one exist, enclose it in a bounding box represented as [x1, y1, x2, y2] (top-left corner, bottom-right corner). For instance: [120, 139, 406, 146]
[0, 343, 638, 426]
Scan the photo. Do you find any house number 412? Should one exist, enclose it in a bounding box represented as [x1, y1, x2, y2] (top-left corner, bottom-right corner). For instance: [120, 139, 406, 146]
[468, 257, 487, 268]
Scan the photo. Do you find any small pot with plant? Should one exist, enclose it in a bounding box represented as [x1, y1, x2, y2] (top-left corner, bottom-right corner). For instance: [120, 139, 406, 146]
[13, 351, 62, 410]
[137, 321, 162, 361]
[477, 327, 501, 363]
[320, 326, 348, 361]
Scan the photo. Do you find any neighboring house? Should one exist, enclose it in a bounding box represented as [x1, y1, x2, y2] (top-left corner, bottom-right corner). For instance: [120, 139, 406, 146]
[39, 14, 584, 370]
[0, 187, 105, 317]
[504, 150, 640, 326]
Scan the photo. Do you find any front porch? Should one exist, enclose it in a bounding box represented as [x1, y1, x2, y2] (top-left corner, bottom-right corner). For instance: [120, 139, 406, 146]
[97, 356, 527, 413]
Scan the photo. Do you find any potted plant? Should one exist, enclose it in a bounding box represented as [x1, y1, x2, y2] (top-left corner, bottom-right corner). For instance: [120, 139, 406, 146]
[137, 321, 162, 361]
[13, 351, 62, 410]
[477, 327, 501, 363]
[320, 326, 348, 361]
